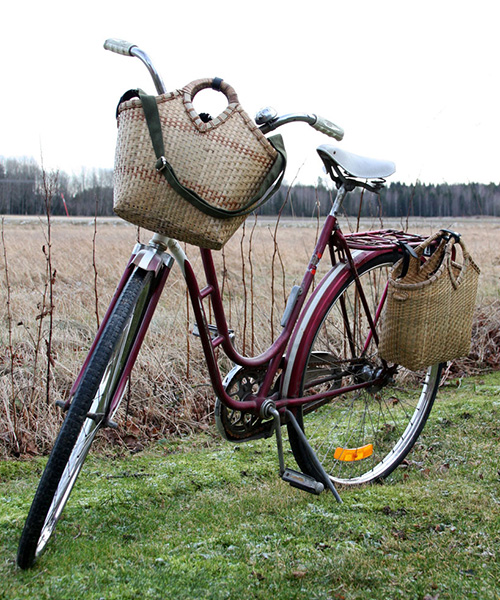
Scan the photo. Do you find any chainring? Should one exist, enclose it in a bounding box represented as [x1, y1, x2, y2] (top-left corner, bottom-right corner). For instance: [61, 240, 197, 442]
[215, 365, 277, 442]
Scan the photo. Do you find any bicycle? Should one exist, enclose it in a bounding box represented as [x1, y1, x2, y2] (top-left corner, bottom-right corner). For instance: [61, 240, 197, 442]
[17, 39, 443, 569]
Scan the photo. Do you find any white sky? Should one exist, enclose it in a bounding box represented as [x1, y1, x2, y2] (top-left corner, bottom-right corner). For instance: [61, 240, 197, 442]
[1, 0, 499, 186]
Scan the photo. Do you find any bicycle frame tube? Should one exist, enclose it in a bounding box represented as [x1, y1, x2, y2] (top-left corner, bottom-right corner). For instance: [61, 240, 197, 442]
[174, 213, 339, 414]
[174, 210, 397, 416]
[363, 278, 390, 354]
[332, 228, 382, 349]
[126, 201, 402, 416]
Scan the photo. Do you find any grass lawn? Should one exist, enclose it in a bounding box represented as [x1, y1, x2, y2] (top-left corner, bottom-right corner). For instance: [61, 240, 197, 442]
[1, 371, 499, 600]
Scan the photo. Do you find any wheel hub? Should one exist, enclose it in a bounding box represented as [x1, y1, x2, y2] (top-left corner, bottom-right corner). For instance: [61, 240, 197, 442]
[353, 363, 395, 394]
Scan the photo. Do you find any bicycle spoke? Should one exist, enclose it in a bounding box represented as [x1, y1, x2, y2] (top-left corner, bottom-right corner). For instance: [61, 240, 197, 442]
[289, 255, 442, 485]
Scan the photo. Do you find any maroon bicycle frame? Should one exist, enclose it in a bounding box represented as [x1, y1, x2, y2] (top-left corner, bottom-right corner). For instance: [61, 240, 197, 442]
[74, 210, 426, 424]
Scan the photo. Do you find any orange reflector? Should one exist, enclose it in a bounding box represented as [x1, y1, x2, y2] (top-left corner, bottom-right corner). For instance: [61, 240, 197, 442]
[334, 444, 374, 462]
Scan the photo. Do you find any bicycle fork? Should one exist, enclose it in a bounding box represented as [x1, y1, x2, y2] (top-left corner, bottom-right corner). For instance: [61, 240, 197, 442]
[62, 241, 175, 422]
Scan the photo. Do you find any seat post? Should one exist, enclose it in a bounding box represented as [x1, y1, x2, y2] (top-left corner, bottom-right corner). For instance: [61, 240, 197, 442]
[330, 184, 349, 217]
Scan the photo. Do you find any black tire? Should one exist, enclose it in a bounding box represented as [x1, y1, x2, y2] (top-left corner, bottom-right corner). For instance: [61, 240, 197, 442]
[17, 268, 154, 569]
[288, 253, 443, 486]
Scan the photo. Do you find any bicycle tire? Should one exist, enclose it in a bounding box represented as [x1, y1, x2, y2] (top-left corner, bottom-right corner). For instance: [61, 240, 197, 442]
[17, 268, 154, 569]
[287, 252, 442, 486]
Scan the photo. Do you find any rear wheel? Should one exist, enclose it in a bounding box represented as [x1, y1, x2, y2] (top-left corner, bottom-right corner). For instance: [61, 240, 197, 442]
[17, 268, 154, 569]
[288, 254, 442, 486]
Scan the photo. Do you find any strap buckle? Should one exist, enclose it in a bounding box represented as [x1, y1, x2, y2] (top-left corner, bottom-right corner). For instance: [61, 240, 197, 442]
[156, 156, 168, 172]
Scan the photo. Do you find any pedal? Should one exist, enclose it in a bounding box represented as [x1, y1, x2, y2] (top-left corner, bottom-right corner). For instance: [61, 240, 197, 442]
[86, 412, 118, 429]
[282, 468, 324, 495]
[192, 323, 235, 342]
[285, 409, 342, 503]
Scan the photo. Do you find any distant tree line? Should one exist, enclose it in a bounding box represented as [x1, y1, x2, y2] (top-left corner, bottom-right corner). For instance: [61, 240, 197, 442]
[263, 180, 500, 218]
[0, 157, 113, 217]
[1, 156, 499, 218]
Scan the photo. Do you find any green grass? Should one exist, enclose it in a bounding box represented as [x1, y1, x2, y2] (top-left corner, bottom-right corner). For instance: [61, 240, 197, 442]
[1, 372, 499, 600]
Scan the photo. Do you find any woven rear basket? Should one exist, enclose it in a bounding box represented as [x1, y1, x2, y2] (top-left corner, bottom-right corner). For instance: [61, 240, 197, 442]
[378, 232, 480, 371]
[113, 79, 285, 249]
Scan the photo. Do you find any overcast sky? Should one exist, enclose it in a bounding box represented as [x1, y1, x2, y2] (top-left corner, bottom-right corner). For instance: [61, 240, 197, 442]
[1, 0, 498, 186]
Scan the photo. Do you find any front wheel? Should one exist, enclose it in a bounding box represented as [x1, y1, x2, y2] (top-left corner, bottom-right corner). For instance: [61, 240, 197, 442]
[287, 253, 443, 486]
[17, 268, 154, 569]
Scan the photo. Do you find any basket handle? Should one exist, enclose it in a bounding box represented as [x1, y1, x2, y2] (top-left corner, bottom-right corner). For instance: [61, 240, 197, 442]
[446, 237, 472, 290]
[403, 232, 446, 280]
[183, 78, 239, 105]
[414, 232, 471, 289]
[181, 78, 240, 130]
[400, 230, 471, 289]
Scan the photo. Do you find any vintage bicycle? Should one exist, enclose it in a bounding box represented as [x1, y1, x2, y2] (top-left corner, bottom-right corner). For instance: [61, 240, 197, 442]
[17, 39, 443, 569]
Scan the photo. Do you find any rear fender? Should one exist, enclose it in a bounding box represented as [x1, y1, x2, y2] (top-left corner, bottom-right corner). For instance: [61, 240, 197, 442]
[281, 249, 383, 399]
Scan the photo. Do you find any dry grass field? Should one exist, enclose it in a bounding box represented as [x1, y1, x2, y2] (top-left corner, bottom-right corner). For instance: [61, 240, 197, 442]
[1, 214, 499, 458]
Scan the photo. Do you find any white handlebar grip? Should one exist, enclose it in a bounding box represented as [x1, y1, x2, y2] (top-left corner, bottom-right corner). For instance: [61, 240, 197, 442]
[103, 38, 137, 56]
[312, 115, 344, 141]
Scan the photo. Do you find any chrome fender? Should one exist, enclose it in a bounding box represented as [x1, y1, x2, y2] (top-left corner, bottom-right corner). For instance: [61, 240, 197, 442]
[132, 243, 174, 274]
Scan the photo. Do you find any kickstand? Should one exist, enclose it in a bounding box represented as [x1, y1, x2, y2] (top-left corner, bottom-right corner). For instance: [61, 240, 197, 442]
[265, 403, 342, 502]
[267, 405, 286, 476]
[284, 409, 342, 503]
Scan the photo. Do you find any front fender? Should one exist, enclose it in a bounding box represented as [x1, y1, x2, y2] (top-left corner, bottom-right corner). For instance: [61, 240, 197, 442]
[132, 244, 174, 274]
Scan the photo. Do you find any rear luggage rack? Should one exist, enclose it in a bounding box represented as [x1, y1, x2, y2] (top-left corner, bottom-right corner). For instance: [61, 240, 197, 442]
[345, 229, 426, 250]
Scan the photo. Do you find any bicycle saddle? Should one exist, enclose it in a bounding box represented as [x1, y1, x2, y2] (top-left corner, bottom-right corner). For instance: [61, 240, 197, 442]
[317, 144, 396, 180]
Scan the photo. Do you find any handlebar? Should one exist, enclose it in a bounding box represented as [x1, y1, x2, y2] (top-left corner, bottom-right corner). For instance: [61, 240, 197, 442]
[103, 38, 137, 55]
[104, 38, 166, 95]
[258, 112, 344, 141]
[103, 38, 344, 140]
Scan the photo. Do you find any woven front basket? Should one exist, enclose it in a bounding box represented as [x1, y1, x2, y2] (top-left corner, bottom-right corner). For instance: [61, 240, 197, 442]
[113, 79, 286, 249]
[378, 232, 480, 371]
